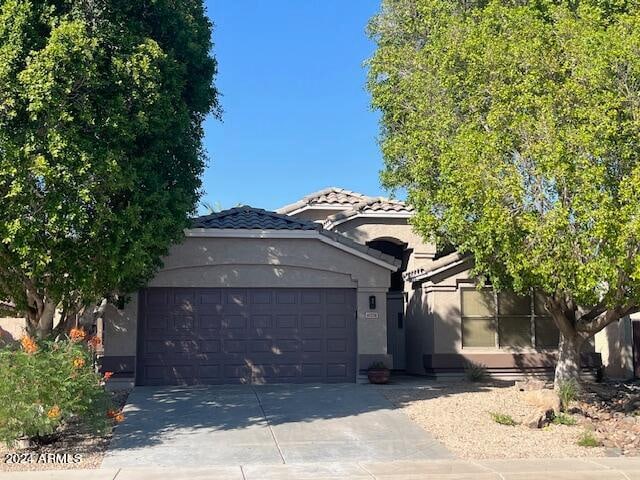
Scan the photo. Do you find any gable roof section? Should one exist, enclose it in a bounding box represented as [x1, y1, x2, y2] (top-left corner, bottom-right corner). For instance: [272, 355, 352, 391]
[276, 187, 370, 214]
[403, 252, 470, 283]
[189, 206, 400, 271]
[323, 197, 414, 229]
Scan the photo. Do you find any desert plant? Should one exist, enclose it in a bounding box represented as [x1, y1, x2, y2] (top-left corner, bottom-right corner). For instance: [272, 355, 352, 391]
[557, 379, 580, 412]
[0, 333, 113, 446]
[552, 413, 577, 426]
[465, 362, 489, 382]
[577, 430, 600, 447]
[368, 361, 388, 370]
[490, 412, 518, 426]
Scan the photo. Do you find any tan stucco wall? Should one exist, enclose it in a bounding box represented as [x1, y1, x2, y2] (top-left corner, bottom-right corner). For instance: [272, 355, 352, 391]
[595, 315, 634, 379]
[0, 317, 25, 345]
[104, 236, 393, 369]
[332, 217, 436, 274]
[103, 296, 138, 357]
[332, 216, 439, 373]
[289, 208, 346, 223]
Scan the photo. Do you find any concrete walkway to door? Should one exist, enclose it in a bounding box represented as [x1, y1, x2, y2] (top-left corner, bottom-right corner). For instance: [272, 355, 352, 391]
[101, 384, 451, 468]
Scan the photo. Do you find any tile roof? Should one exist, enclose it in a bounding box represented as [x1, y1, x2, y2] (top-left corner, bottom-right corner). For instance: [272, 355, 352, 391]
[192, 207, 320, 230]
[276, 187, 370, 214]
[403, 252, 470, 282]
[190, 206, 402, 269]
[323, 197, 413, 228]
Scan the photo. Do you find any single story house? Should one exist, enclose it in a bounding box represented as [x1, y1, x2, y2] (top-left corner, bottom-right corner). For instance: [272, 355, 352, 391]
[1, 187, 635, 384]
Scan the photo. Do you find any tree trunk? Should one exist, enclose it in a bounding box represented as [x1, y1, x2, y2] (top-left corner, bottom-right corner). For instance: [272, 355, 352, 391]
[554, 332, 583, 389]
[26, 299, 58, 340]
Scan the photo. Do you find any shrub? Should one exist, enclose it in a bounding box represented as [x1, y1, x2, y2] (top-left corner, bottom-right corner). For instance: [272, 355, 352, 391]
[490, 412, 518, 426]
[552, 413, 577, 426]
[557, 379, 580, 412]
[368, 361, 388, 370]
[577, 430, 600, 447]
[465, 361, 489, 382]
[0, 333, 113, 446]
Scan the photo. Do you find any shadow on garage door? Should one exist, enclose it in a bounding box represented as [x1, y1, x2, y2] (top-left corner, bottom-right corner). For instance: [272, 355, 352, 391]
[136, 287, 357, 385]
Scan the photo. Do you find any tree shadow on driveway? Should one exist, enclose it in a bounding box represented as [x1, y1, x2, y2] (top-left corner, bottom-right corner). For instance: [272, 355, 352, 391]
[103, 382, 453, 467]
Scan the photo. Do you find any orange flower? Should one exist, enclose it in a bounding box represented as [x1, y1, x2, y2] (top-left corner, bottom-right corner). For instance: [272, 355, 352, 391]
[103, 371, 113, 380]
[47, 405, 61, 419]
[20, 336, 38, 354]
[107, 409, 124, 422]
[72, 357, 85, 369]
[69, 327, 85, 343]
[88, 336, 102, 349]
[106, 409, 118, 418]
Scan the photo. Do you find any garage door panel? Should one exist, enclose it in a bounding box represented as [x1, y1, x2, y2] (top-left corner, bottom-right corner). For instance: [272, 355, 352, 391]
[221, 315, 247, 329]
[225, 290, 247, 306]
[223, 339, 247, 353]
[326, 291, 347, 304]
[274, 314, 297, 329]
[275, 291, 297, 304]
[199, 291, 222, 304]
[200, 314, 222, 329]
[250, 314, 272, 329]
[138, 288, 356, 385]
[327, 314, 348, 329]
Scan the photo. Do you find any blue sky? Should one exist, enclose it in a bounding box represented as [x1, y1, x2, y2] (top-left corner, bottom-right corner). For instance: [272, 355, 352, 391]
[200, 1, 388, 212]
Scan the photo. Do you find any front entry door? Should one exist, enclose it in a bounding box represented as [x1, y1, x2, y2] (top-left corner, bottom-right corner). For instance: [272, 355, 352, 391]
[387, 293, 406, 370]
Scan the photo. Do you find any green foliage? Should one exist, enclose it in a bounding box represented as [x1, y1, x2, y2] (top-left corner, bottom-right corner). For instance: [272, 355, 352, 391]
[577, 429, 600, 447]
[0, 0, 219, 335]
[557, 379, 580, 411]
[367, 0, 640, 345]
[552, 412, 577, 425]
[368, 361, 389, 370]
[490, 412, 518, 426]
[0, 339, 112, 446]
[465, 361, 489, 382]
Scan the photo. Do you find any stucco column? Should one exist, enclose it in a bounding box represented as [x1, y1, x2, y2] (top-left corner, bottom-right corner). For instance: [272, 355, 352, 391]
[356, 288, 392, 370]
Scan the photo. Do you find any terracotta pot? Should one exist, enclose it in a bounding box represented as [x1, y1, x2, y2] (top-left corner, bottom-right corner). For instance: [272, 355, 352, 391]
[367, 368, 390, 384]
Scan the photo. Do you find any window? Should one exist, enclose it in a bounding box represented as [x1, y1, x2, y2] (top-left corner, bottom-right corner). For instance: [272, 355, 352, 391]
[498, 292, 532, 348]
[461, 289, 496, 348]
[534, 292, 560, 348]
[461, 288, 559, 349]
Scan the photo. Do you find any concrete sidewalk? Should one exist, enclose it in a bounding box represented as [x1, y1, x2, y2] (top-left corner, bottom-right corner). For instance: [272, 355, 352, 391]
[2, 457, 640, 479]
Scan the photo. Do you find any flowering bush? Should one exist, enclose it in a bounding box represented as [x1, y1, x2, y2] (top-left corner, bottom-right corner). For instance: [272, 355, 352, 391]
[0, 334, 113, 446]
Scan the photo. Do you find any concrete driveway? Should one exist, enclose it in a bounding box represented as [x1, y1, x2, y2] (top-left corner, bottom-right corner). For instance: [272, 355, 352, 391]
[102, 384, 451, 467]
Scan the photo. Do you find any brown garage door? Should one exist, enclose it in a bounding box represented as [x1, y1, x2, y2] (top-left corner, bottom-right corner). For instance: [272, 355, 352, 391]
[136, 287, 357, 385]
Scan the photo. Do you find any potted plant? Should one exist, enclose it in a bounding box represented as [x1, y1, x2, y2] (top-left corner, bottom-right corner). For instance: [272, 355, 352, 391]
[367, 361, 391, 384]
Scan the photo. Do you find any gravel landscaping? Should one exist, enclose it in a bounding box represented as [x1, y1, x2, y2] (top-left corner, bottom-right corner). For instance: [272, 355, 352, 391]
[0, 389, 129, 471]
[380, 380, 613, 459]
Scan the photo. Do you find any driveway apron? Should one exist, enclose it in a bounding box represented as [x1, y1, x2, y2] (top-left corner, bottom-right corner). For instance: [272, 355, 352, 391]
[101, 384, 451, 467]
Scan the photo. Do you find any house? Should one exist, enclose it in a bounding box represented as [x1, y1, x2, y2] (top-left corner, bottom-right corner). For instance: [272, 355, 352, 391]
[1, 187, 634, 383]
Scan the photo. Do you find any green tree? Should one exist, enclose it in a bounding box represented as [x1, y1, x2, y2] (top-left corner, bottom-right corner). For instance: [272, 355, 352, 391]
[0, 0, 219, 338]
[368, 0, 640, 385]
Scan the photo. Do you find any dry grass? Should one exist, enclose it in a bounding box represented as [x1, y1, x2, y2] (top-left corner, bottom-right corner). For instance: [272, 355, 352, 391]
[380, 382, 607, 459]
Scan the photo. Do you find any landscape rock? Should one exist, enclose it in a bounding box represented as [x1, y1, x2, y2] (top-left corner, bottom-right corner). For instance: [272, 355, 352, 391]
[523, 408, 554, 429]
[523, 389, 561, 415]
[515, 379, 546, 391]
